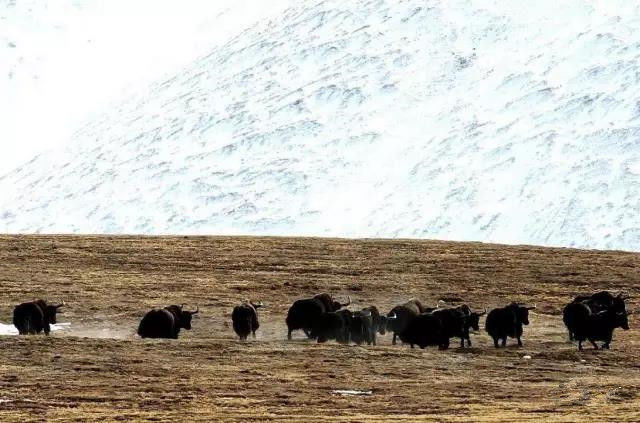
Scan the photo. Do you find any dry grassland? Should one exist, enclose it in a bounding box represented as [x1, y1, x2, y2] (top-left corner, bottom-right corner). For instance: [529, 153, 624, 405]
[0, 235, 638, 422]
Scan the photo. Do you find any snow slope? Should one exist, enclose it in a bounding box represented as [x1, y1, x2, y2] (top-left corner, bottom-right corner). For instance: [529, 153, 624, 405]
[0, 0, 290, 171]
[2, 0, 640, 250]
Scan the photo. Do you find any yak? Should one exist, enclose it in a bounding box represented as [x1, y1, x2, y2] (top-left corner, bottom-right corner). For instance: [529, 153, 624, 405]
[398, 311, 448, 349]
[387, 299, 437, 345]
[564, 291, 629, 341]
[13, 299, 65, 335]
[433, 305, 486, 348]
[350, 306, 396, 345]
[286, 293, 350, 340]
[232, 300, 263, 340]
[563, 301, 631, 350]
[137, 304, 199, 339]
[310, 309, 355, 343]
[485, 303, 535, 348]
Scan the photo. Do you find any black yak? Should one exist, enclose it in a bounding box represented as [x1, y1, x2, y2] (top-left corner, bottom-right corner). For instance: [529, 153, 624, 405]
[398, 311, 448, 349]
[311, 309, 356, 344]
[485, 303, 535, 348]
[387, 299, 436, 345]
[563, 301, 631, 350]
[232, 300, 263, 340]
[13, 299, 65, 335]
[137, 305, 199, 339]
[564, 291, 629, 341]
[350, 306, 396, 345]
[286, 293, 350, 340]
[433, 305, 486, 348]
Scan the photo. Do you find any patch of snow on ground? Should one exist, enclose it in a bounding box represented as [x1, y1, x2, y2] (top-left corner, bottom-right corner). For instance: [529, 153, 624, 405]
[0, 322, 70, 336]
[332, 390, 373, 396]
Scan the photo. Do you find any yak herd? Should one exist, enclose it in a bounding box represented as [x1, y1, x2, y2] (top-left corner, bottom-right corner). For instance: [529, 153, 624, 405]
[9, 290, 632, 351]
[284, 294, 530, 349]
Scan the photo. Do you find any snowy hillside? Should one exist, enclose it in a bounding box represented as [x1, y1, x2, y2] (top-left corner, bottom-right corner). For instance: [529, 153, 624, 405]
[0, 0, 289, 169]
[2, 0, 640, 251]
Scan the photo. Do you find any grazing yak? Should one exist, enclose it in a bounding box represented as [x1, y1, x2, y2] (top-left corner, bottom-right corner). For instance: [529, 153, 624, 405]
[387, 299, 436, 345]
[564, 291, 629, 341]
[563, 294, 631, 350]
[232, 300, 263, 340]
[13, 299, 65, 335]
[137, 305, 199, 339]
[350, 306, 396, 345]
[485, 303, 535, 348]
[286, 293, 350, 340]
[433, 305, 486, 348]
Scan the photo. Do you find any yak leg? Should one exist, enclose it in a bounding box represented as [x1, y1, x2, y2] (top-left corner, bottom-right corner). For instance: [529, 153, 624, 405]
[578, 340, 583, 351]
[303, 328, 312, 338]
[44, 323, 51, 336]
[492, 337, 499, 348]
[501, 337, 507, 347]
[392, 333, 397, 345]
[287, 328, 292, 340]
[466, 336, 472, 347]
[460, 337, 465, 348]
[20, 317, 30, 335]
[517, 336, 523, 347]
[20, 323, 32, 335]
[589, 339, 599, 350]
[569, 331, 574, 341]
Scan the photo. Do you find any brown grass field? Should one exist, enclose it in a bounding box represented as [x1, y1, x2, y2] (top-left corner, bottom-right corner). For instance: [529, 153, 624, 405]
[0, 235, 638, 422]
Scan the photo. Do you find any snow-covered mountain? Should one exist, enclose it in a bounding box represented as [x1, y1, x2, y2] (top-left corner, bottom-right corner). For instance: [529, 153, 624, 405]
[2, 0, 640, 251]
[0, 0, 289, 169]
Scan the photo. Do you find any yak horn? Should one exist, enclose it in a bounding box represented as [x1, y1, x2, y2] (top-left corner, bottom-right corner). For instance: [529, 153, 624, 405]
[190, 306, 199, 315]
[340, 296, 351, 307]
[55, 301, 65, 308]
[478, 308, 487, 316]
[387, 313, 397, 320]
[526, 304, 537, 310]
